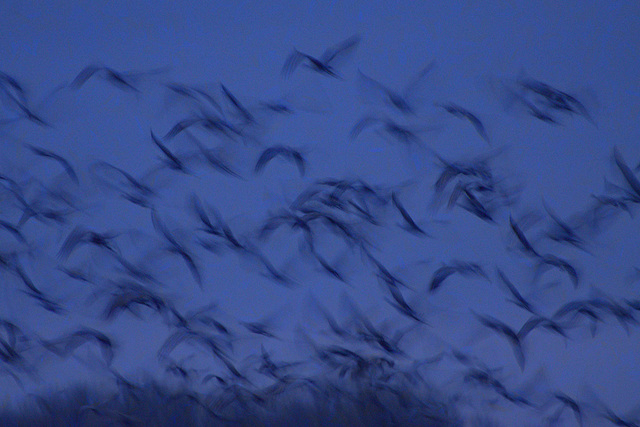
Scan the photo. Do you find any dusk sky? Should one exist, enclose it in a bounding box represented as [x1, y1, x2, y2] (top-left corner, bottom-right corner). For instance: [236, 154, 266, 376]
[1, 2, 639, 425]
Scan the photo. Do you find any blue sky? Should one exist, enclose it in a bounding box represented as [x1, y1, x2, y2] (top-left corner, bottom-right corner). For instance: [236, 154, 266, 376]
[1, 1, 640, 425]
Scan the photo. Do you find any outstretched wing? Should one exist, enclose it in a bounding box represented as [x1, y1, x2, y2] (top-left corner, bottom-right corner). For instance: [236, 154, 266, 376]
[281, 50, 306, 79]
[320, 34, 361, 65]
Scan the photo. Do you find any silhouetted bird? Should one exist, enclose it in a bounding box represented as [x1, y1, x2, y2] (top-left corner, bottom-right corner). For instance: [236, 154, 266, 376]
[255, 146, 307, 177]
[281, 35, 360, 79]
[356, 62, 437, 114]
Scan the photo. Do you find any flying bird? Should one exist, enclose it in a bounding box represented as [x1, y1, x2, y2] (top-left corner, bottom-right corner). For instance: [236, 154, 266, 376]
[164, 112, 242, 140]
[463, 368, 531, 406]
[158, 329, 229, 364]
[391, 191, 428, 236]
[220, 84, 254, 125]
[495, 268, 536, 314]
[41, 328, 115, 366]
[437, 102, 490, 144]
[183, 131, 242, 178]
[0, 73, 50, 126]
[509, 215, 540, 258]
[89, 160, 158, 208]
[0, 71, 27, 104]
[350, 115, 440, 146]
[189, 194, 224, 237]
[544, 392, 584, 427]
[254, 146, 307, 177]
[151, 209, 203, 287]
[150, 129, 190, 174]
[356, 62, 437, 115]
[281, 35, 360, 79]
[57, 226, 121, 261]
[70, 64, 167, 92]
[542, 199, 589, 252]
[518, 77, 593, 123]
[429, 261, 486, 293]
[613, 146, 640, 202]
[535, 254, 579, 289]
[448, 183, 495, 222]
[102, 282, 173, 321]
[312, 250, 347, 283]
[472, 311, 526, 371]
[164, 82, 224, 116]
[384, 280, 428, 324]
[0, 219, 27, 244]
[26, 144, 79, 184]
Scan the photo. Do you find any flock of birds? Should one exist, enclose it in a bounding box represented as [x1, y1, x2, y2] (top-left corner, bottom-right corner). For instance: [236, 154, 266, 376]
[1, 35, 640, 426]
